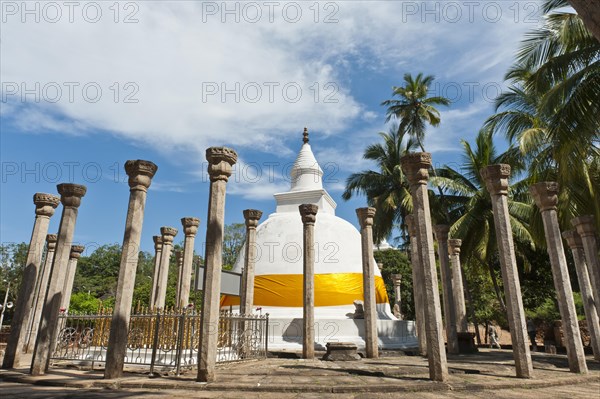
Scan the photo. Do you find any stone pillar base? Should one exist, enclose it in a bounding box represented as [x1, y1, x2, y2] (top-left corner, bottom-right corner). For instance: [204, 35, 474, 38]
[322, 342, 361, 361]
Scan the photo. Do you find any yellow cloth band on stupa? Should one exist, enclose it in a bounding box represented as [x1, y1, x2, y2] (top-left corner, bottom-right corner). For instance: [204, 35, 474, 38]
[220, 273, 389, 307]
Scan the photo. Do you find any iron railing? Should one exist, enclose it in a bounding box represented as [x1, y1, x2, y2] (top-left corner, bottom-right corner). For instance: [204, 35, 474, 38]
[50, 308, 269, 374]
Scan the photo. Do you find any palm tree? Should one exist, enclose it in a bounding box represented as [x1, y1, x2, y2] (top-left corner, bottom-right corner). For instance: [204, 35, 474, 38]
[381, 73, 451, 152]
[486, 0, 600, 229]
[431, 129, 535, 311]
[342, 125, 418, 243]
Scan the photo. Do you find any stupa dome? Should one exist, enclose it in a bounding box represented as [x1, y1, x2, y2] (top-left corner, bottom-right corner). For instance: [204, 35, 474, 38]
[222, 130, 394, 319]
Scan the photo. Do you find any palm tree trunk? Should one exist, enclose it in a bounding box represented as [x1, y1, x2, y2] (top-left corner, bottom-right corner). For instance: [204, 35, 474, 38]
[487, 259, 507, 314]
[462, 268, 482, 345]
[568, 0, 600, 43]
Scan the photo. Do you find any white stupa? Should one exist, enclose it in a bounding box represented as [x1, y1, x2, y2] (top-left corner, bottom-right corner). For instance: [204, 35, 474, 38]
[222, 130, 417, 350]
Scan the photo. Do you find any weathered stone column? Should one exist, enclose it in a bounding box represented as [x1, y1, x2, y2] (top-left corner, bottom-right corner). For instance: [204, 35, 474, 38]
[31, 183, 86, 376]
[357, 207, 379, 359]
[150, 235, 162, 309]
[240, 210, 263, 315]
[447, 239, 468, 333]
[26, 234, 58, 354]
[179, 217, 200, 309]
[433, 225, 458, 355]
[392, 274, 402, 319]
[481, 165, 532, 378]
[530, 182, 587, 373]
[104, 160, 157, 379]
[60, 245, 85, 311]
[154, 226, 178, 310]
[174, 250, 184, 307]
[401, 153, 447, 382]
[300, 204, 318, 359]
[572, 215, 600, 309]
[197, 147, 237, 383]
[406, 214, 427, 356]
[563, 230, 600, 361]
[2, 194, 59, 369]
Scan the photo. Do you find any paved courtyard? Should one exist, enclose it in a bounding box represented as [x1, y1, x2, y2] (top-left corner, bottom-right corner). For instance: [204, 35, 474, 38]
[1, 349, 599, 398]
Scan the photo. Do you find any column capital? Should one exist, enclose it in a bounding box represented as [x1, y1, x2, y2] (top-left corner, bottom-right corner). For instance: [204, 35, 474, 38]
[69, 245, 85, 259]
[181, 217, 200, 237]
[562, 230, 583, 249]
[206, 147, 238, 182]
[57, 183, 87, 208]
[243, 209, 263, 229]
[46, 233, 58, 250]
[356, 207, 376, 229]
[160, 226, 178, 243]
[299, 204, 318, 225]
[33, 193, 60, 217]
[530, 182, 559, 212]
[448, 239, 462, 255]
[433, 225, 450, 242]
[175, 250, 183, 262]
[400, 152, 432, 186]
[571, 215, 596, 238]
[392, 274, 402, 285]
[153, 235, 163, 251]
[125, 160, 158, 192]
[480, 164, 511, 195]
[405, 214, 417, 236]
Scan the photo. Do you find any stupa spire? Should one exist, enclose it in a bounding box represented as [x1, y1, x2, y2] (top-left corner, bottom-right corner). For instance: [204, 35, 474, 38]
[290, 128, 323, 192]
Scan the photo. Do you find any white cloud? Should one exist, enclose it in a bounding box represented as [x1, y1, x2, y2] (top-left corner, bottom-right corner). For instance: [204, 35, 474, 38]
[1, 1, 539, 156]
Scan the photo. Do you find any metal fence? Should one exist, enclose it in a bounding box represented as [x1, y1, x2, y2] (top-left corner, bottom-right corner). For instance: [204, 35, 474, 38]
[50, 308, 269, 374]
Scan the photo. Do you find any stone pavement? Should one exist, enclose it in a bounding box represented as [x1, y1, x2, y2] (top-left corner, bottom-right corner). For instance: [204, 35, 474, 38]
[1, 349, 599, 398]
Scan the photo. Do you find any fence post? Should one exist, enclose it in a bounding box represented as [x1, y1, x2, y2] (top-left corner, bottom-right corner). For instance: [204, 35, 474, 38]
[175, 310, 186, 376]
[149, 310, 161, 377]
[265, 313, 269, 357]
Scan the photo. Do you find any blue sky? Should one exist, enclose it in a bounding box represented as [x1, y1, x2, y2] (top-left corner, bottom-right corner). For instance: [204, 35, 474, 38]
[1, 1, 546, 254]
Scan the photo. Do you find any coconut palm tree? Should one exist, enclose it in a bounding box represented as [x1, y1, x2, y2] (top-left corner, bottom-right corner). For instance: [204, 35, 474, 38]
[486, 0, 600, 229]
[381, 73, 451, 152]
[431, 129, 535, 311]
[342, 125, 418, 243]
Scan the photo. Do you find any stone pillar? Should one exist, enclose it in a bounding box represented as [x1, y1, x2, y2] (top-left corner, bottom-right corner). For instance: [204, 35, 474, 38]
[150, 235, 162, 309]
[572, 215, 600, 309]
[240, 210, 263, 315]
[392, 274, 402, 319]
[104, 160, 157, 379]
[530, 182, 587, 373]
[60, 245, 85, 311]
[481, 165, 532, 378]
[2, 193, 59, 369]
[447, 239, 468, 333]
[357, 207, 379, 358]
[197, 147, 237, 383]
[300, 204, 318, 359]
[400, 153, 447, 382]
[31, 183, 86, 376]
[179, 217, 200, 309]
[154, 226, 178, 310]
[175, 250, 184, 307]
[563, 230, 600, 361]
[406, 214, 427, 356]
[433, 225, 458, 355]
[26, 234, 58, 354]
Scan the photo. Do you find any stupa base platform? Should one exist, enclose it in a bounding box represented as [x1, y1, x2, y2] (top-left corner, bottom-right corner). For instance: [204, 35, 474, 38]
[266, 317, 419, 351]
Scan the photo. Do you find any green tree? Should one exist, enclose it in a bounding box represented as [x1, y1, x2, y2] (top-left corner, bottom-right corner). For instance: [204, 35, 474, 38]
[373, 249, 413, 319]
[343, 126, 418, 243]
[222, 223, 245, 270]
[0, 242, 27, 325]
[486, 0, 600, 231]
[381, 73, 450, 152]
